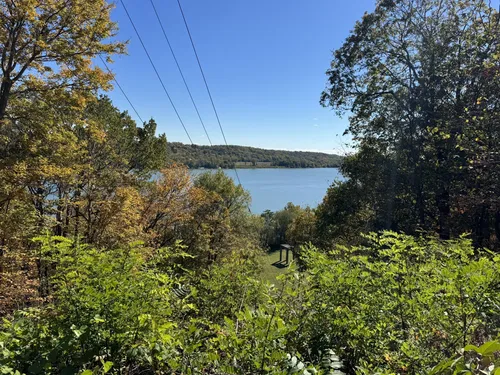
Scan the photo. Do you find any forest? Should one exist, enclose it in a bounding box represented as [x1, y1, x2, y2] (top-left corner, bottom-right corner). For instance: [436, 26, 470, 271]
[166, 143, 343, 169]
[0, 0, 499, 374]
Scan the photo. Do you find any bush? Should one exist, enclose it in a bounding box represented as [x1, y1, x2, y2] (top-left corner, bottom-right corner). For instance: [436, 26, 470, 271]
[1, 232, 499, 374]
[0, 236, 181, 374]
[285, 232, 500, 374]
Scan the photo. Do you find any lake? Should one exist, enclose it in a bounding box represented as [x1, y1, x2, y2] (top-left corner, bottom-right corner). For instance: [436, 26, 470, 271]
[191, 168, 343, 213]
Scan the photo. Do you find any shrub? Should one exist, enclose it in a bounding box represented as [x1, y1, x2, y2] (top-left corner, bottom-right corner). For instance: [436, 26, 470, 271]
[285, 232, 500, 374]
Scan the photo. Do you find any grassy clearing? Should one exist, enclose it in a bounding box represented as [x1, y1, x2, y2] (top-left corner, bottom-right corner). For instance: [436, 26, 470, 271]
[260, 250, 288, 283]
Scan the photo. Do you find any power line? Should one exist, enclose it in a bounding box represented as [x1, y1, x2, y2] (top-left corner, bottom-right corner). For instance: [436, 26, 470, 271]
[99, 55, 144, 124]
[120, 0, 194, 144]
[149, 0, 212, 145]
[175, 0, 242, 186]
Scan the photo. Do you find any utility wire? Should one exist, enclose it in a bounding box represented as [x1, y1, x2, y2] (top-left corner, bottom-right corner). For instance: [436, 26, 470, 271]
[149, 0, 212, 145]
[175, 0, 242, 186]
[120, 0, 193, 144]
[99, 55, 144, 124]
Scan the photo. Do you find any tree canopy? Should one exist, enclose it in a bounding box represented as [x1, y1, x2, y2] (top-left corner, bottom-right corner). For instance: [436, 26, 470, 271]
[0, 0, 124, 121]
[319, 0, 500, 248]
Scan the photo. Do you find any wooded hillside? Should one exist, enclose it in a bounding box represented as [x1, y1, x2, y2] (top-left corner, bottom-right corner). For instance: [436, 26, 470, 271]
[166, 142, 343, 168]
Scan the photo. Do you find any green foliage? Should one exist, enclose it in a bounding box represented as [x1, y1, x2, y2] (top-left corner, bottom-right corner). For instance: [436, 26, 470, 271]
[83, 96, 167, 177]
[261, 203, 307, 248]
[320, 0, 500, 248]
[173, 170, 265, 267]
[286, 207, 317, 247]
[167, 142, 343, 169]
[0, 93, 171, 312]
[314, 141, 412, 245]
[289, 232, 500, 374]
[0, 235, 306, 375]
[0, 235, 180, 374]
[192, 254, 266, 324]
[4, 232, 498, 374]
[194, 170, 251, 216]
[431, 340, 500, 375]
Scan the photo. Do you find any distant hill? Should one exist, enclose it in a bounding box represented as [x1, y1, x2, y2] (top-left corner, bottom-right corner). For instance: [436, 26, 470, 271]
[166, 142, 343, 169]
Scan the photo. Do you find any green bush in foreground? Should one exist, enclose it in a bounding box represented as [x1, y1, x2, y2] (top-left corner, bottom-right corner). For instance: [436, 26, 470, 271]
[1, 232, 499, 374]
[290, 232, 500, 374]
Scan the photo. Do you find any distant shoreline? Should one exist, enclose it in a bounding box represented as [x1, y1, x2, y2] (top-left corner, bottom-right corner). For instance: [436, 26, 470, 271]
[189, 166, 341, 170]
[167, 142, 344, 169]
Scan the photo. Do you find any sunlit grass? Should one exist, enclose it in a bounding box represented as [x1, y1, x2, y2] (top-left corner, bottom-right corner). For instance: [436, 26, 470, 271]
[260, 250, 288, 283]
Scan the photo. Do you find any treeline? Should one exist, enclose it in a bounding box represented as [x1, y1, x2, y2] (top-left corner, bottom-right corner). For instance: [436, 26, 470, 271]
[0, 0, 500, 374]
[166, 142, 343, 168]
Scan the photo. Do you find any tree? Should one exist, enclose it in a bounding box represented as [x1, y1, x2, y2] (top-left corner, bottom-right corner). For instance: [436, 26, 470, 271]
[165, 142, 343, 169]
[0, 0, 127, 261]
[194, 170, 251, 217]
[321, 0, 500, 246]
[64, 96, 166, 246]
[285, 207, 317, 267]
[0, 2, 126, 236]
[142, 164, 201, 248]
[0, 0, 124, 122]
[142, 168, 262, 268]
[0, 94, 167, 307]
[192, 171, 261, 264]
[82, 96, 167, 177]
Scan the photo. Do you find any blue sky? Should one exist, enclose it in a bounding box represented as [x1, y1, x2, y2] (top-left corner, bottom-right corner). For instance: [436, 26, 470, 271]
[103, 0, 376, 154]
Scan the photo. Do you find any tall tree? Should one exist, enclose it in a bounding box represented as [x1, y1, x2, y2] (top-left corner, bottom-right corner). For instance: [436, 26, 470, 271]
[0, 0, 126, 249]
[320, 0, 500, 246]
[65, 96, 167, 245]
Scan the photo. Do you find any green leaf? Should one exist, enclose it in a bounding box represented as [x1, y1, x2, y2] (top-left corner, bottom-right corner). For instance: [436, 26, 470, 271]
[477, 341, 500, 356]
[102, 361, 113, 373]
[464, 344, 480, 352]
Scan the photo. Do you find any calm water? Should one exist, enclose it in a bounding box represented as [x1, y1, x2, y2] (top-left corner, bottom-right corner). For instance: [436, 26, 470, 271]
[191, 168, 343, 213]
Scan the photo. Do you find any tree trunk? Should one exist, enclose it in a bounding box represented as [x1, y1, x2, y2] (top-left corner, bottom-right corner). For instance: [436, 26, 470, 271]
[437, 188, 450, 240]
[0, 80, 13, 121]
[436, 145, 451, 240]
[55, 188, 63, 236]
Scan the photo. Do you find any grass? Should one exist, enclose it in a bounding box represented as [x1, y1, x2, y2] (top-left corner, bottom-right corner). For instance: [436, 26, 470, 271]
[260, 250, 289, 283]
